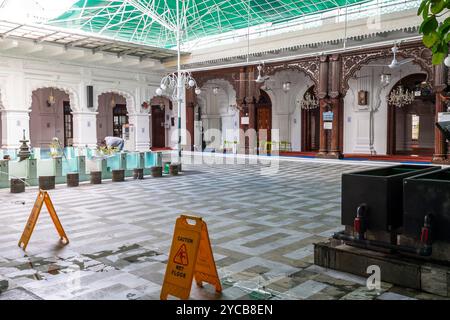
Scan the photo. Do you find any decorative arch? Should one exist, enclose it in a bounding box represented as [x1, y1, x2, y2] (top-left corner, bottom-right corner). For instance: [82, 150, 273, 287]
[194, 71, 240, 97]
[341, 45, 433, 96]
[264, 57, 320, 88]
[95, 89, 136, 113]
[27, 83, 80, 112]
[385, 72, 433, 156]
[203, 79, 237, 104]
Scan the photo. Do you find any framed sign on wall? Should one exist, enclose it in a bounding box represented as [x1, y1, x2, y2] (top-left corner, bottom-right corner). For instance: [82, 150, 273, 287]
[358, 90, 368, 105]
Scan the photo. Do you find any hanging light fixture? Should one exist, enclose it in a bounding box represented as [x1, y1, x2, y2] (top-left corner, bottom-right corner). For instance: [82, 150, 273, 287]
[110, 93, 116, 107]
[388, 85, 415, 108]
[300, 92, 319, 110]
[213, 87, 219, 95]
[282, 82, 291, 92]
[380, 73, 391, 86]
[47, 88, 56, 107]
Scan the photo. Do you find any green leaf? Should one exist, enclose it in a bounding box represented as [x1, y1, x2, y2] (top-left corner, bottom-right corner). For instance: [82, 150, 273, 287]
[432, 51, 446, 64]
[431, 0, 446, 14]
[446, 32, 450, 42]
[417, 0, 428, 15]
[421, 15, 439, 35]
[422, 3, 430, 19]
[423, 31, 439, 47]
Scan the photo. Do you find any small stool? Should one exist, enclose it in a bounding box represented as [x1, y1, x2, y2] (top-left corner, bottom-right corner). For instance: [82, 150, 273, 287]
[151, 166, 162, 177]
[39, 176, 55, 190]
[112, 169, 125, 182]
[169, 163, 179, 176]
[10, 178, 25, 193]
[66, 172, 79, 187]
[133, 168, 144, 180]
[90, 171, 102, 184]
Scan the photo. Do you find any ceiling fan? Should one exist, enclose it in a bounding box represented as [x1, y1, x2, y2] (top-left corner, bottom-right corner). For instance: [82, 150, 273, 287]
[367, 43, 414, 69]
[234, 63, 271, 83]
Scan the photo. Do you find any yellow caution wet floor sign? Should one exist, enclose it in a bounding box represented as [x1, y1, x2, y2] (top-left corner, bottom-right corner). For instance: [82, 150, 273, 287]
[18, 190, 69, 251]
[161, 215, 222, 300]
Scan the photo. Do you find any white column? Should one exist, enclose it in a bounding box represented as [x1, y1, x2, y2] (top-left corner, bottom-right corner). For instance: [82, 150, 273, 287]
[72, 111, 98, 148]
[1, 110, 30, 149]
[128, 113, 150, 151]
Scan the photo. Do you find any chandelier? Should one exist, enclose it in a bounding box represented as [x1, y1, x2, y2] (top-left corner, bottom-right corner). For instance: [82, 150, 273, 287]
[388, 85, 415, 108]
[300, 93, 319, 110]
[47, 88, 56, 107]
[155, 71, 201, 101]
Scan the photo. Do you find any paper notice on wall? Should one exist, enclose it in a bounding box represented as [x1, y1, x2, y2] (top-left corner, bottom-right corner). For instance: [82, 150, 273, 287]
[324, 122, 333, 130]
[241, 117, 249, 125]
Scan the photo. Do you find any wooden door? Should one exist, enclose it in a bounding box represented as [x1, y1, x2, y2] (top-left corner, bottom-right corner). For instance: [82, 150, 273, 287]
[256, 106, 271, 146]
[152, 106, 166, 148]
[302, 107, 320, 151]
[186, 105, 194, 151]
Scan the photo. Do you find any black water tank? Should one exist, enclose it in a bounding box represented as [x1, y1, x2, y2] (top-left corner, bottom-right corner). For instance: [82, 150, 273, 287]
[403, 168, 450, 241]
[342, 165, 440, 231]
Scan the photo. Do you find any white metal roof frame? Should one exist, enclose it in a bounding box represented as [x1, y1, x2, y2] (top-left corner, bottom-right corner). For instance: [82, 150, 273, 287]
[0, 19, 182, 61]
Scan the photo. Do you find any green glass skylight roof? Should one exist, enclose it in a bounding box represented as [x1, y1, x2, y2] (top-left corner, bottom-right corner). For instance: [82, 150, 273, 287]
[50, 0, 370, 49]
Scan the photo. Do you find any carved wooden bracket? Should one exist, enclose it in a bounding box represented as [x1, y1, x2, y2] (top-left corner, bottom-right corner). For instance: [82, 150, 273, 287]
[264, 57, 320, 88]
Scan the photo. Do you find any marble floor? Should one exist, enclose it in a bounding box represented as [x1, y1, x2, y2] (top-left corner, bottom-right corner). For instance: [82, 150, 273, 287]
[0, 155, 445, 300]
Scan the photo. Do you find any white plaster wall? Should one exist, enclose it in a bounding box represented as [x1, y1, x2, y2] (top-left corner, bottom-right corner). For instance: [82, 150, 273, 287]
[343, 61, 425, 155]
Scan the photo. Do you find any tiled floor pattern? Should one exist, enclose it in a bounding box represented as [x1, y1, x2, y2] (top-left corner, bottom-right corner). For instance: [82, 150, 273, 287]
[0, 158, 445, 300]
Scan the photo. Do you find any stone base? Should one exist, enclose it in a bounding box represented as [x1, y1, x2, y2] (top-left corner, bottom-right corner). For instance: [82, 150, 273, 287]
[39, 176, 55, 190]
[90, 171, 102, 184]
[10, 178, 25, 193]
[314, 240, 450, 297]
[151, 166, 162, 177]
[112, 169, 125, 182]
[133, 168, 144, 180]
[66, 173, 79, 187]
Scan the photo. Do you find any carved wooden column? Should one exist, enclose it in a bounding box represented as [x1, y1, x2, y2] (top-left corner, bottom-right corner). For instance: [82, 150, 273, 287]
[246, 66, 257, 154]
[237, 67, 247, 154]
[433, 63, 448, 163]
[328, 54, 343, 158]
[185, 87, 196, 151]
[317, 55, 329, 157]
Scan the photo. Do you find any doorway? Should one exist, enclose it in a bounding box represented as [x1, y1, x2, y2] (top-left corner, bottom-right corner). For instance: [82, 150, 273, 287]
[387, 74, 435, 157]
[97, 92, 127, 143]
[151, 105, 166, 148]
[301, 86, 320, 152]
[113, 104, 128, 137]
[63, 101, 73, 147]
[255, 90, 272, 152]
